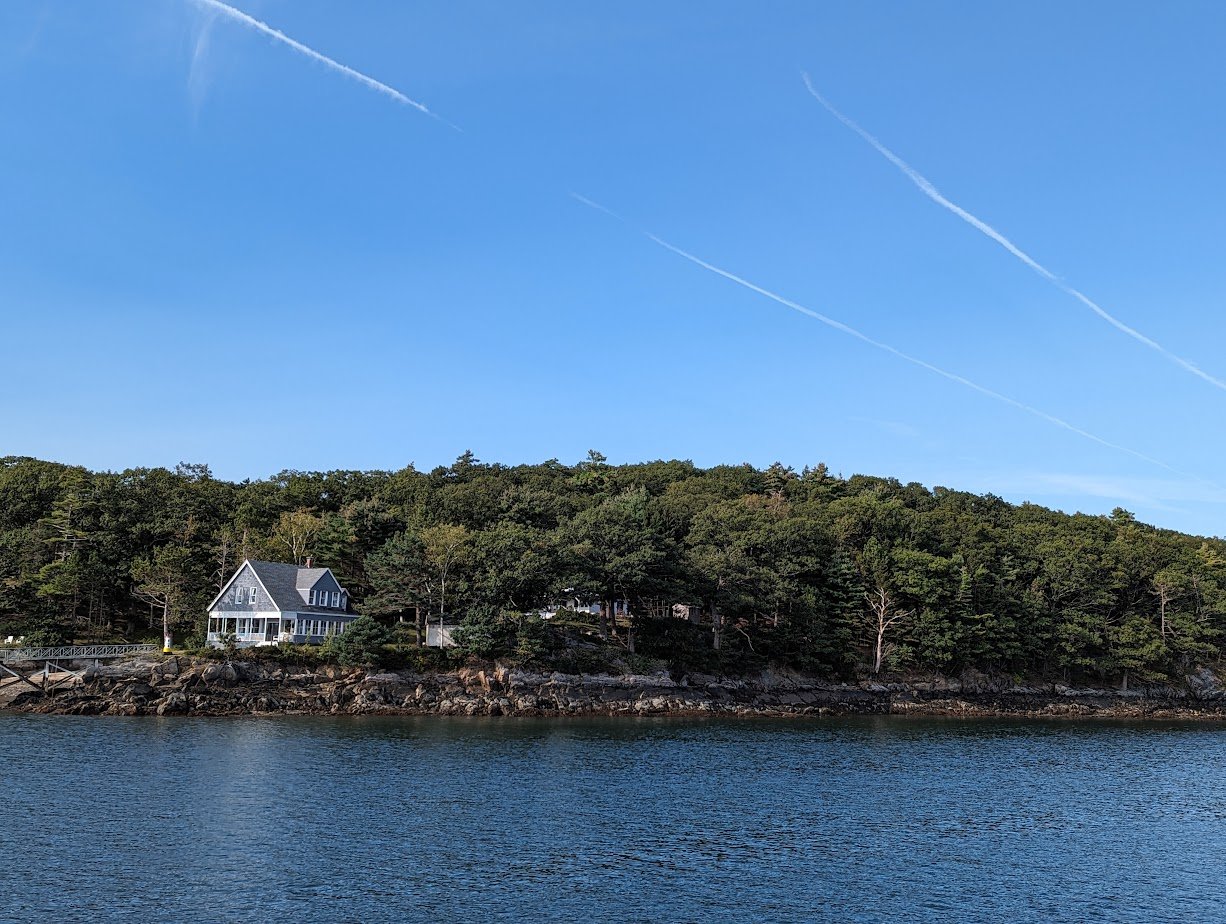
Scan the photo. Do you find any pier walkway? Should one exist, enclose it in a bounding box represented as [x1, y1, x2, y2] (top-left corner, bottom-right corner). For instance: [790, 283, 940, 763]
[0, 644, 160, 698]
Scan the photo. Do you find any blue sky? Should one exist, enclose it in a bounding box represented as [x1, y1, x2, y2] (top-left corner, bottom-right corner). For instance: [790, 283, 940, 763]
[3, 1, 1226, 536]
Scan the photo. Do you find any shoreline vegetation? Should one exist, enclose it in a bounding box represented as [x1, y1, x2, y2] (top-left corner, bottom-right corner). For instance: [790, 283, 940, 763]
[3, 452, 1226, 703]
[5, 654, 1225, 720]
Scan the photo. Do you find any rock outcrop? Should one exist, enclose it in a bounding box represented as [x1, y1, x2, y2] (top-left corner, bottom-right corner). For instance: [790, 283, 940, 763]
[7, 658, 1225, 719]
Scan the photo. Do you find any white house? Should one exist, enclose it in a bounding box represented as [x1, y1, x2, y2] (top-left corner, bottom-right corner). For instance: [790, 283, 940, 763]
[206, 559, 357, 648]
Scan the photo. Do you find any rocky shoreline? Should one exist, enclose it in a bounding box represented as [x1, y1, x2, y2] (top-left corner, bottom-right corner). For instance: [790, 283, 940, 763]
[4, 656, 1226, 720]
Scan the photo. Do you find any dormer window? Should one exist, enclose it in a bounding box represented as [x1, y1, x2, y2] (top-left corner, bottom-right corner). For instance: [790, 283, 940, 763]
[308, 589, 317, 605]
[331, 591, 340, 607]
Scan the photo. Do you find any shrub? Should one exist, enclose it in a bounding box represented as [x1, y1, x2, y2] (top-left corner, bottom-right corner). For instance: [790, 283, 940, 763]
[616, 652, 667, 676]
[452, 610, 557, 662]
[322, 615, 391, 667]
[451, 609, 515, 659]
[634, 617, 720, 676]
[514, 615, 551, 662]
[551, 645, 622, 676]
[389, 621, 421, 645]
[386, 645, 456, 673]
[21, 627, 69, 648]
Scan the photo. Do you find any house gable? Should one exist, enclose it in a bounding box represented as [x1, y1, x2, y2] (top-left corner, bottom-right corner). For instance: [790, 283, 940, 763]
[297, 569, 343, 607]
[208, 561, 280, 614]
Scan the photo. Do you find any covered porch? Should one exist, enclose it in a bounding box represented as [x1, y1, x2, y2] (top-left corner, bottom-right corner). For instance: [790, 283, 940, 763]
[205, 615, 351, 648]
[206, 615, 295, 648]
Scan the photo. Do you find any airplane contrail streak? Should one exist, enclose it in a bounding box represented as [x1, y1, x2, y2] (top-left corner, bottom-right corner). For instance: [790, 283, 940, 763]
[189, 0, 457, 129]
[570, 193, 1218, 488]
[801, 73, 1226, 392]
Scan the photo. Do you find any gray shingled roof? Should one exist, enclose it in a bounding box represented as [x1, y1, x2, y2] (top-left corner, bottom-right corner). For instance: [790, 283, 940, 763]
[295, 567, 330, 589]
[248, 560, 351, 616]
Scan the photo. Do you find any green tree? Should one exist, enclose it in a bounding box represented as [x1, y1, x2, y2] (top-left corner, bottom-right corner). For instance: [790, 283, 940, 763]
[132, 544, 194, 648]
[364, 532, 432, 644]
[567, 487, 672, 647]
[270, 509, 323, 565]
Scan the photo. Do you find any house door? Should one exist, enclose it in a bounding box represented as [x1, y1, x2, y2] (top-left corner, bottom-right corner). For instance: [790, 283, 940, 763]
[265, 620, 276, 642]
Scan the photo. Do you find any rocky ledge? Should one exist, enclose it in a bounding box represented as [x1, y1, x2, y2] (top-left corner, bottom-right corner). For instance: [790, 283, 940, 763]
[5, 658, 1226, 719]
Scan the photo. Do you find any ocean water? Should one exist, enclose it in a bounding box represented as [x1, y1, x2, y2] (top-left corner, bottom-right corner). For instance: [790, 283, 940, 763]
[0, 715, 1222, 923]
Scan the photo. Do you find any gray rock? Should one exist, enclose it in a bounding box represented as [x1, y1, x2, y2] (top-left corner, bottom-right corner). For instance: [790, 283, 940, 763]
[156, 692, 187, 716]
[120, 682, 153, 703]
[1187, 667, 1223, 700]
[201, 662, 239, 686]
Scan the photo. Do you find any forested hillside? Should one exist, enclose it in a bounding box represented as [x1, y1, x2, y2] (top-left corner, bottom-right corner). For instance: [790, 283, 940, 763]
[1, 452, 1222, 684]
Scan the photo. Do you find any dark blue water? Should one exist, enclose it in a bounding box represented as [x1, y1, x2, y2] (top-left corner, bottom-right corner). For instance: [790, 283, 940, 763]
[1, 715, 1223, 923]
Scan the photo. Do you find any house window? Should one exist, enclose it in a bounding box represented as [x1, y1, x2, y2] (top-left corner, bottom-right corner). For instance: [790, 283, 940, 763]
[331, 591, 340, 608]
[309, 589, 317, 605]
[248, 587, 258, 605]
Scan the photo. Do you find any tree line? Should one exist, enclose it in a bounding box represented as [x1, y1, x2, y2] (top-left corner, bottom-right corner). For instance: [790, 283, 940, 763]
[1, 451, 1222, 683]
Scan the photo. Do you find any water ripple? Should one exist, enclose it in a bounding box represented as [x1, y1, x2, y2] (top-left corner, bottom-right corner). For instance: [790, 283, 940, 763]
[1, 715, 1223, 923]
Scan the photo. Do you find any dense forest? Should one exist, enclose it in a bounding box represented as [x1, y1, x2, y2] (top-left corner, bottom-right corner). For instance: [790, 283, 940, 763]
[1, 451, 1222, 684]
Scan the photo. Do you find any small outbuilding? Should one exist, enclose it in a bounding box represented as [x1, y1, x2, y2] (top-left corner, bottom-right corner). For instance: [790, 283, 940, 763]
[206, 559, 356, 648]
[425, 623, 461, 648]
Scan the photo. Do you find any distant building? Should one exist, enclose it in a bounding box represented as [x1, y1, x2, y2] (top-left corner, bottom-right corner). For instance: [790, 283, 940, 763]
[537, 597, 699, 622]
[206, 559, 356, 648]
[537, 596, 631, 621]
[670, 603, 702, 623]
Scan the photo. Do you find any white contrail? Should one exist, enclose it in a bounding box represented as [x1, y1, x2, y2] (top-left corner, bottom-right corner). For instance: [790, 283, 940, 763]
[571, 194, 1219, 488]
[188, 0, 457, 129]
[801, 73, 1226, 393]
[569, 193, 626, 222]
